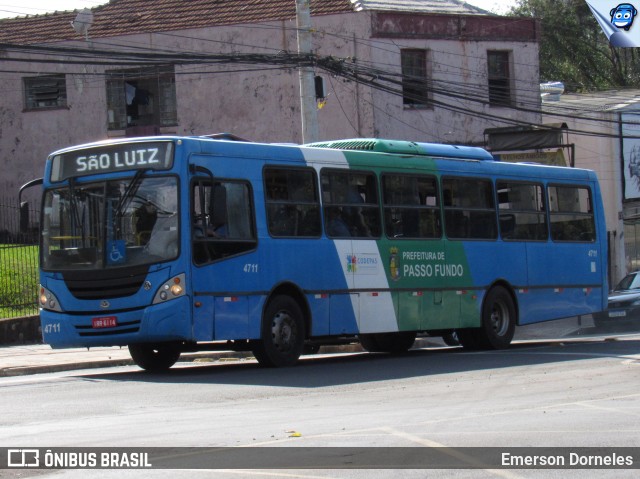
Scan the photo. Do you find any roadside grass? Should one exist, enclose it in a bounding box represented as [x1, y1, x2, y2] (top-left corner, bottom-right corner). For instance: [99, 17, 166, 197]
[0, 244, 39, 319]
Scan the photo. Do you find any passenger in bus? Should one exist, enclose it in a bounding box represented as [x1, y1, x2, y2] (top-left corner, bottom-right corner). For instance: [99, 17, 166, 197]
[326, 207, 350, 237]
[208, 184, 228, 238]
[345, 187, 371, 237]
[133, 201, 157, 245]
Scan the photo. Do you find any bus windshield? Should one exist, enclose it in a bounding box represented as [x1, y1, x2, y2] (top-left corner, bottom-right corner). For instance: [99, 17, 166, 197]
[41, 175, 178, 270]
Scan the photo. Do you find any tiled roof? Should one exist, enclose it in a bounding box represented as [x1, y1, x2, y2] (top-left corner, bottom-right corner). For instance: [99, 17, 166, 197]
[0, 0, 354, 44]
[0, 0, 489, 45]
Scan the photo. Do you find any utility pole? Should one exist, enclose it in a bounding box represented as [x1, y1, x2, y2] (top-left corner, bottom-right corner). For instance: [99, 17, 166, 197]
[295, 0, 319, 144]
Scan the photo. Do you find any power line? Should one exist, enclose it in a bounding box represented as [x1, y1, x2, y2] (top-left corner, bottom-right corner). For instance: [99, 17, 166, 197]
[1, 39, 638, 140]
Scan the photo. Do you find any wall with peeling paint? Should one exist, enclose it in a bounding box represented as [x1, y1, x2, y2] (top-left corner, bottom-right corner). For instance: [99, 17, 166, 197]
[0, 11, 540, 203]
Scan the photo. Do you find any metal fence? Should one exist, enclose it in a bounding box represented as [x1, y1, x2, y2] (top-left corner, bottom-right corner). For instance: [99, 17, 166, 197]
[0, 197, 40, 320]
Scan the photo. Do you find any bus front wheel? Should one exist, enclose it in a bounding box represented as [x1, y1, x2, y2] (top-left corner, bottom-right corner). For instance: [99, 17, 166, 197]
[128, 343, 181, 371]
[458, 286, 516, 350]
[252, 295, 305, 367]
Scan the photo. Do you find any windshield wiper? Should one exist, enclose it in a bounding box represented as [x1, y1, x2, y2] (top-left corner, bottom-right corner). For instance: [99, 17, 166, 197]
[114, 169, 150, 219]
[67, 177, 86, 245]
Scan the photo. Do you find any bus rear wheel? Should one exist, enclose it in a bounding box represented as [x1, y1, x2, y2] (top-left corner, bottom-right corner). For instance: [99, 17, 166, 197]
[458, 286, 516, 350]
[359, 331, 416, 354]
[252, 295, 305, 367]
[128, 343, 181, 371]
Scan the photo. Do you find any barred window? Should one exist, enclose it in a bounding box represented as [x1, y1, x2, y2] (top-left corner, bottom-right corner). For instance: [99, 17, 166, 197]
[488, 51, 512, 107]
[106, 65, 177, 131]
[401, 49, 430, 107]
[24, 75, 67, 110]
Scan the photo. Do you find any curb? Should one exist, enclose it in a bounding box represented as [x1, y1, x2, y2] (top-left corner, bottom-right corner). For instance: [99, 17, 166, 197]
[0, 358, 135, 377]
[0, 350, 258, 378]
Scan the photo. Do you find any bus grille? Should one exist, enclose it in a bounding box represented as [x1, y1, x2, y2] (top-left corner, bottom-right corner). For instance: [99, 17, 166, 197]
[62, 266, 150, 300]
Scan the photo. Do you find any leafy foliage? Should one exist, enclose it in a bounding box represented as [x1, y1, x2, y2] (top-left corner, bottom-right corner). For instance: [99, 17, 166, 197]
[510, 0, 640, 91]
[0, 244, 39, 318]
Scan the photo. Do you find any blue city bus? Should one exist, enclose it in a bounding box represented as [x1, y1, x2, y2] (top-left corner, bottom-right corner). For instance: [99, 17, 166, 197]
[25, 135, 608, 370]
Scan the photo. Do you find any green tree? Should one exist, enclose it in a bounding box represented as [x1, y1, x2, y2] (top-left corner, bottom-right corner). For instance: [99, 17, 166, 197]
[510, 0, 640, 91]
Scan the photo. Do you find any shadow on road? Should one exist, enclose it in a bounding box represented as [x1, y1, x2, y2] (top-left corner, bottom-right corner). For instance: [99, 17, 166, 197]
[80, 321, 640, 388]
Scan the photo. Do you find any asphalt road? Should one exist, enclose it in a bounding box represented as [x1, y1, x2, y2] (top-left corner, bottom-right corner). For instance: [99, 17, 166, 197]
[1, 317, 639, 479]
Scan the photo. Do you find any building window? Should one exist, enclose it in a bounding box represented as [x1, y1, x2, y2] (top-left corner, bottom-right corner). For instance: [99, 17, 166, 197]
[24, 75, 67, 110]
[401, 49, 430, 108]
[106, 65, 177, 131]
[487, 51, 512, 107]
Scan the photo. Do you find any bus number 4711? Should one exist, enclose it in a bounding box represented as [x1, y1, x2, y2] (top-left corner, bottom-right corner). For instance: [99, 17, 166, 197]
[43, 323, 61, 334]
[243, 264, 259, 273]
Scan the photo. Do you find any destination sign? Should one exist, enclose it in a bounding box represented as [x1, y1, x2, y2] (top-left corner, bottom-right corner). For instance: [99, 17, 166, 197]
[50, 141, 174, 182]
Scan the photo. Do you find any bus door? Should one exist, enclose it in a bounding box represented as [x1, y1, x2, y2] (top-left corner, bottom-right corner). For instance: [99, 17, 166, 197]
[190, 177, 259, 341]
[525, 184, 602, 322]
[323, 168, 397, 334]
[382, 173, 450, 332]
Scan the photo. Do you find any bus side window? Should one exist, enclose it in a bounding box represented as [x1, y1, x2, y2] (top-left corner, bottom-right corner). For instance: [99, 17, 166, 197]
[548, 185, 595, 242]
[382, 173, 441, 239]
[443, 177, 497, 240]
[192, 180, 256, 264]
[321, 169, 381, 238]
[497, 181, 547, 241]
[264, 167, 321, 238]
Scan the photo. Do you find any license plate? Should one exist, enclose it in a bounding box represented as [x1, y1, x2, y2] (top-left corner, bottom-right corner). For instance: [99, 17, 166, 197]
[608, 311, 627, 318]
[92, 316, 118, 328]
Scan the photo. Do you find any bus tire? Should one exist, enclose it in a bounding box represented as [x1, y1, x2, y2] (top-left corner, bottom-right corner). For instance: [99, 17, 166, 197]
[128, 343, 181, 372]
[457, 286, 516, 350]
[252, 295, 305, 367]
[479, 286, 516, 349]
[359, 332, 416, 354]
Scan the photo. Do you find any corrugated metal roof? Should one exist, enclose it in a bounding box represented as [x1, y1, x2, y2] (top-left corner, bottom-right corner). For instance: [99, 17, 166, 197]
[0, 0, 491, 45]
[542, 90, 640, 114]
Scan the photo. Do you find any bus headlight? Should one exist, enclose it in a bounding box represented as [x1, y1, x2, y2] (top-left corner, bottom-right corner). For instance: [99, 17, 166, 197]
[39, 285, 63, 312]
[153, 274, 186, 304]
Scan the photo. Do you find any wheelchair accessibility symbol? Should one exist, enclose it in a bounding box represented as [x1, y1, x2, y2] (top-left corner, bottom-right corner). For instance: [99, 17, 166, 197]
[107, 240, 126, 265]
